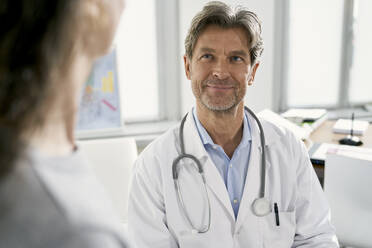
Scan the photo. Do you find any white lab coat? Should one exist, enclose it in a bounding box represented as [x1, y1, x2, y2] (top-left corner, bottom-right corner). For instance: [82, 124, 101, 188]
[128, 109, 339, 248]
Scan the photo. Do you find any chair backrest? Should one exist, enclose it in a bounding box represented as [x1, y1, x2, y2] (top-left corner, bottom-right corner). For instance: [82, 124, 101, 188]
[78, 137, 137, 223]
[324, 153, 372, 248]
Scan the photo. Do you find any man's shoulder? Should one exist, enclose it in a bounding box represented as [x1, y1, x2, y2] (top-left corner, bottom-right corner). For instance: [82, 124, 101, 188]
[259, 118, 299, 144]
[259, 118, 309, 168]
[134, 122, 181, 176]
[139, 123, 180, 157]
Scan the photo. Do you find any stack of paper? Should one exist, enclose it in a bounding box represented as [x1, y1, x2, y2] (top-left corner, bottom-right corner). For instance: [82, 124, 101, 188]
[332, 119, 369, 135]
[281, 108, 328, 131]
[282, 108, 327, 121]
[258, 109, 311, 140]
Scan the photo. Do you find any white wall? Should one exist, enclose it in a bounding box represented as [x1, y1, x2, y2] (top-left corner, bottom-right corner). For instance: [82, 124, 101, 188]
[178, 0, 275, 114]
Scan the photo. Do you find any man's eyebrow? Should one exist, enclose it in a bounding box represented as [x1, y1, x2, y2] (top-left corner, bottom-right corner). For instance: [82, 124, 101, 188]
[229, 50, 249, 57]
[196, 48, 249, 57]
[198, 47, 216, 53]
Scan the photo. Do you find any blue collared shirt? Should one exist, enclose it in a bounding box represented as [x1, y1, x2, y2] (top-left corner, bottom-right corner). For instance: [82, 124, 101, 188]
[192, 108, 252, 218]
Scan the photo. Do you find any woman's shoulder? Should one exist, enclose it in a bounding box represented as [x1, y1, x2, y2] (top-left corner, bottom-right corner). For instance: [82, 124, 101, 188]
[0, 151, 130, 247]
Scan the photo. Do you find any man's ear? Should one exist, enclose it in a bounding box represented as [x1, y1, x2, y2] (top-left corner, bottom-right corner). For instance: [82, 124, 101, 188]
[183, 55, 191, 80]
[248, 62, 260, 86]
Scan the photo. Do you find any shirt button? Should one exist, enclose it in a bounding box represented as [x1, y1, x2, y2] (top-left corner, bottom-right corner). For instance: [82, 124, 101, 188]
[229, 164, 233, 168]
[233, 199, 238, 204]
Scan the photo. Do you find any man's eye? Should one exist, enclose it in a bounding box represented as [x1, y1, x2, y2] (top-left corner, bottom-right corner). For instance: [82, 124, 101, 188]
[201, 54, 213, 60]
[231, 56, 243, 62]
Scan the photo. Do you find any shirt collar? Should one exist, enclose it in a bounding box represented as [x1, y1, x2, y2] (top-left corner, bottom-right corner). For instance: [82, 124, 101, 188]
[192, 107, 252, 148]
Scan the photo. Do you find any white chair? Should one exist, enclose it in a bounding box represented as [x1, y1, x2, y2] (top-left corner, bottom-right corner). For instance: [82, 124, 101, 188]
[78, 137, 137, 225]
[324, 153, 372, 248]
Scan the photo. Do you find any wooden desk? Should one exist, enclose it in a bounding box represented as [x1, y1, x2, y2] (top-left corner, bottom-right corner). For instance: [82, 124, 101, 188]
[309, 120, 372, 186]
[310, 120, 372, 147]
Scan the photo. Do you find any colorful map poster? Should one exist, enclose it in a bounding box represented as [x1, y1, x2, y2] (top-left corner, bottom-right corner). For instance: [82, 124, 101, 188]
[76, 49, 121, 131]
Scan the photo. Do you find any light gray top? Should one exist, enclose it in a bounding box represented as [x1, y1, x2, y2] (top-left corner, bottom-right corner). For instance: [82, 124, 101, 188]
[0, 147, 130, 248]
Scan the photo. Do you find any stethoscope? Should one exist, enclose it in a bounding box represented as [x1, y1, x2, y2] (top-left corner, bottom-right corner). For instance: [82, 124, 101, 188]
[172, 106, 271, 234]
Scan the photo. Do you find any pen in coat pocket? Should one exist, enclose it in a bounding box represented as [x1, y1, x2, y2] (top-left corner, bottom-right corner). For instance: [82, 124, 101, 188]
[274, 203, 280, 226]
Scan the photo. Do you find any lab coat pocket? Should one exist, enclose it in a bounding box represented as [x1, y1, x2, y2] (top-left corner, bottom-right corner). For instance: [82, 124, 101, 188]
[261, 211, 296, 248]
[178, 232, 212, 248]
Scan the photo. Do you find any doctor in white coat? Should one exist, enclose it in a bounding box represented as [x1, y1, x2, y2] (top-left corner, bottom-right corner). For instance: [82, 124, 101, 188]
[128, 1, 338, 247]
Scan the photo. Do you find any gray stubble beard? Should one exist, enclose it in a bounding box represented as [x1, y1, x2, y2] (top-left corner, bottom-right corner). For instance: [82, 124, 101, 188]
[199, 90, 240, 113]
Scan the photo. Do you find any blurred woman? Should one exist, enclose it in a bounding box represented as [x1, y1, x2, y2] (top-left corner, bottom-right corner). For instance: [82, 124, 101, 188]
[0, 0, 129, 247]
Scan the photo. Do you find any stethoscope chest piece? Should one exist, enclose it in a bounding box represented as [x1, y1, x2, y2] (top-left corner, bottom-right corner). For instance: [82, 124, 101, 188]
[252, 197, 271, 217]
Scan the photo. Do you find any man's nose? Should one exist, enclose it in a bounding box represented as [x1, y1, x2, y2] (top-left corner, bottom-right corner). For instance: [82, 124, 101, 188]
[212, 60, 230, 80]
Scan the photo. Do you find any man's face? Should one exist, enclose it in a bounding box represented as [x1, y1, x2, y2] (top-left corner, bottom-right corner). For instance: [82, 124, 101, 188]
[184, 25, 259, 112]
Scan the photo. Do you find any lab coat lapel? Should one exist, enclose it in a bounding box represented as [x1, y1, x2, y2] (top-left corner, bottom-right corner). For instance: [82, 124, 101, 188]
[182, 111, 235, 220]
[235, 113, 273, 230]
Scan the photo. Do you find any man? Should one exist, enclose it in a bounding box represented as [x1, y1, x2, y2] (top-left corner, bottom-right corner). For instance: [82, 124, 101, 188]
[128, 1, 339, 247]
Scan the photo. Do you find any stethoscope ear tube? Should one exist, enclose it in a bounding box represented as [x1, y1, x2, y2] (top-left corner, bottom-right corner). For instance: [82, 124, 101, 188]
[173, 113, 204, 178]
[172, 157, 182, 180]
[244, 106, 266, 199]
[173, 154, 204, 180]
[172, 113, 189, 180]
[179, 113, 188, 155]
[172, 113, 211, 233]
[244, 107, 270, 217]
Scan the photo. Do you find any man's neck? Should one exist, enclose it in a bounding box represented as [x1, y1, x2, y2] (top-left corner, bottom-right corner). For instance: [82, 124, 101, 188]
[196, 102, 245, 158]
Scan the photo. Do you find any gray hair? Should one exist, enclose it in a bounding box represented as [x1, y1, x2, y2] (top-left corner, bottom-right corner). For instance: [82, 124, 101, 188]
[184, 1, 264, 65]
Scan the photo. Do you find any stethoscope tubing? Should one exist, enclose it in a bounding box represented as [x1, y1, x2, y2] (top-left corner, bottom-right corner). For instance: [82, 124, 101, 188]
[243, 107, 266, 198]
[172, 106, 268, 233]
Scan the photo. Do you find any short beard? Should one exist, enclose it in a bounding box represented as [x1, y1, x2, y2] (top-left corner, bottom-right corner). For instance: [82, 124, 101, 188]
[200, 93, 239, 112]
[198, 78, 241, 112]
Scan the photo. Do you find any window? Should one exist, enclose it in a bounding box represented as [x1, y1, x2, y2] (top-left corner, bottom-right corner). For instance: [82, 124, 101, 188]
[115, 0, 181, 123]
[349, 0, 372, 104]
[279, 0, 372, 111]
[115, 0, 159, 121]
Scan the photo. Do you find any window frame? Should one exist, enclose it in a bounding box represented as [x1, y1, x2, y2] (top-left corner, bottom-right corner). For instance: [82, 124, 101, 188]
[276, 0, 370, 113]
[122, 0, 182, 124]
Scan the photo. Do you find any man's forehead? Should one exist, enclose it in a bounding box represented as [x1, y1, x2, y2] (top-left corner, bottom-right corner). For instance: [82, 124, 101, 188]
[194, 25, 250, 52]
